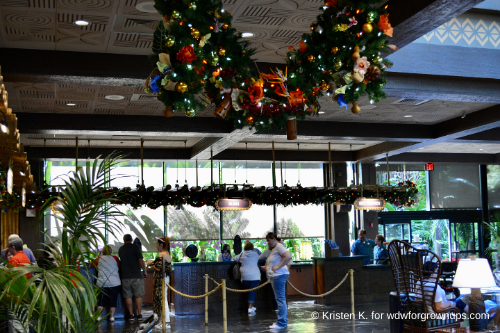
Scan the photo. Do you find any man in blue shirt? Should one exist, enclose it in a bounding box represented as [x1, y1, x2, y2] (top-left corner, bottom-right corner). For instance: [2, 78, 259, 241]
[350, 229, 376, 265]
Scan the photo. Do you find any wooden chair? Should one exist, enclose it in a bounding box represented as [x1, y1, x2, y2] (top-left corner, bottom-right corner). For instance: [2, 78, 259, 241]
[388, 240, 461, 333]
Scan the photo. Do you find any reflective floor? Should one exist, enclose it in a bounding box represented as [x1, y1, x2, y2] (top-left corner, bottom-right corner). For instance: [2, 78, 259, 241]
[98, 300, 391, 333]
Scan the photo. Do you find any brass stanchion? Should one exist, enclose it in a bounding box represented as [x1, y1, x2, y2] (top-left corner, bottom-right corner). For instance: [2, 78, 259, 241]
[222, 279, 227, 333]
[205, 274, 209, 326]
[350, 269, 355, 315]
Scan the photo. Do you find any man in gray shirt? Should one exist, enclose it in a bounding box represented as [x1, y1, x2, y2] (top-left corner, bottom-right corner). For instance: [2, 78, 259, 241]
[1, 234, 36, 263]
[118, 234, 147, 321]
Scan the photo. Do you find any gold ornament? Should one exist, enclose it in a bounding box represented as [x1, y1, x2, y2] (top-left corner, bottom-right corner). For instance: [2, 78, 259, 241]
[373, 55, 382, 64]
[164, 107, 174, 118]
[175, 82, 188, 93]
[211, 56, 219, 66]
[333, 24, 342, 32]
[191, 28, 200, 39]
[171, 11, 180, 19]
[185, 109, 196, 117]
[222, 23, 229, 30]
[320, 81, 330, 91]
[331, 47, 339, 54]
[218, 47, 226, 56]
[334, 59, 342, 71]
[307, 54, 315, 62]
[189, 2, 197, 10]
[351, 102, 361, 114]
[166, 37, 175, 47]
[362, 23, 373, 33]
[351, 52, 360, 61]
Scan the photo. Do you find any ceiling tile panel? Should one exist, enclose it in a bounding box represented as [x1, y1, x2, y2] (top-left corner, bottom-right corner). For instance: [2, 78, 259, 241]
[56, 0, 117, 14]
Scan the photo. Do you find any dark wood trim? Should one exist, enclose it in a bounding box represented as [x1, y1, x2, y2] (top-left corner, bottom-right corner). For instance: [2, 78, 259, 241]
[17, 113, 233, 137]
[387, 0, 484, 50]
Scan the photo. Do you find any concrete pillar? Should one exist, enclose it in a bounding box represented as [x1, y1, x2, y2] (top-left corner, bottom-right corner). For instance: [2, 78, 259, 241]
[361, 164, 379, 240]
[332, 163, 351, 256]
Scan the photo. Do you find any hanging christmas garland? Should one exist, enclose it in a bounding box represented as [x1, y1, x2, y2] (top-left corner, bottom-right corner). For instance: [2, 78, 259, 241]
[146, 0, 395, 133]
[27, 180, 417, 210]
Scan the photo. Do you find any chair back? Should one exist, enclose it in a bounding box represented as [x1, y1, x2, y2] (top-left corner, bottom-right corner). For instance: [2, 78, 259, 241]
[388, 240, 442, 316]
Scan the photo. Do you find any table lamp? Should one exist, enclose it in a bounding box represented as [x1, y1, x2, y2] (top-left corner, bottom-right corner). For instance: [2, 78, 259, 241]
[452, 255, 496, 331]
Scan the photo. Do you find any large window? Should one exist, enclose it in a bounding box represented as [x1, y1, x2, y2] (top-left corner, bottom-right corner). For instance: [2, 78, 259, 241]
[221, 162, 274, 239]
[44, 159, 326, 252]
[109, 161, 164, 252]
[376, 164, 428, 211]
[276, 163, 325, 239]
[429, 165, 480, 209]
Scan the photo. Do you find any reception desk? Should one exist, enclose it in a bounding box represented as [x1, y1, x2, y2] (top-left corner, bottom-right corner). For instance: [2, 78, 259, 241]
[173, 261, 275, 315]
[313, 256, 393, 305]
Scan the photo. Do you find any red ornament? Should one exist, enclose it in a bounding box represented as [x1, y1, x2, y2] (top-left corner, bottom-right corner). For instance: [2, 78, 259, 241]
[176, 45, 197, 64]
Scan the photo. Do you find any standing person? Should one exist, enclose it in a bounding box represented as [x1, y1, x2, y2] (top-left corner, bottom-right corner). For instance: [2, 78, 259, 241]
[234, 242, 260, 315]
[8, 237, 31, 279]
[118, 234, 147, 321]
[245, 240, 262, 256]
[1, 234, 36, 263]
[91, 245, 121, 322]
[260, 232, 292, 330]
[351, 229, 376, 265]
[147, 237, 172, 328]
[374, 235, 389, 265]
[217, 244, 232, 262]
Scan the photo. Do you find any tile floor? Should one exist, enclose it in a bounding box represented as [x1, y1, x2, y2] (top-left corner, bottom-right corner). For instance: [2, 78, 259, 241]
[97, 300, 392, 333]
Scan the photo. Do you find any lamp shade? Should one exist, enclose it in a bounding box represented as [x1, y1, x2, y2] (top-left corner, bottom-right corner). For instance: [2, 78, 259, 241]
[452, 258, 496, 288]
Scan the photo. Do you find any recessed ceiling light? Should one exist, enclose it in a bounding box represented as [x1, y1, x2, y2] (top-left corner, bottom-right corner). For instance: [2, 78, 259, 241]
[66, 103, 76, 106]
[73, 20, 91, 26]
[404, 115, 413, 118]
[242, 32, 255, 38]
[318, 111, 325, 114]
[105, 95, 125, 100]
[479, 148, 484, 151]
[419, 147, 424, 149]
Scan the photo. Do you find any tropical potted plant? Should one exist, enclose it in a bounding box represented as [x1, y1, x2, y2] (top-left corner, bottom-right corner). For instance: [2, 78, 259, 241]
[0, 152, 126, 333]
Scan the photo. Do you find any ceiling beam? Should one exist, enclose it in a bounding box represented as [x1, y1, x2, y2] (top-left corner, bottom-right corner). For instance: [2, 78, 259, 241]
[387, 0, 484, 49]
[17, 113, 232, 137]
[384, 73, 500, 103]
[17, 113, 436, 142]
[190, 127, 256, 160]
[24, 146, 494, 164]
[374, 152, 496, 164]
[355, 103, 500, 161]
[24, 146, 351, 162]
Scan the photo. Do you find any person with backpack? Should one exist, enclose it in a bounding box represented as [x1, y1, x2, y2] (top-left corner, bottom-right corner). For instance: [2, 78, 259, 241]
[234, 242, 261, 315]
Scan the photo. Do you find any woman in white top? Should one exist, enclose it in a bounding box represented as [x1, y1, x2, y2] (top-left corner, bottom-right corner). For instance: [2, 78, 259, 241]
[234, 242, 261, 314]
[90, 245, 121, 322]
[260, 232, 292, 329]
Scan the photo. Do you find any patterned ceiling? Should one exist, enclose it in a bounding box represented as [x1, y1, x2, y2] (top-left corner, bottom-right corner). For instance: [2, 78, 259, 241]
[4, 81, 495, 125]
[0, 0, 325, 63]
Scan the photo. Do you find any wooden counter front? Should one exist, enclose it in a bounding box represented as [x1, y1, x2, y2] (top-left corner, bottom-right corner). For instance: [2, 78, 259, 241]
[313, 256, 393, 305]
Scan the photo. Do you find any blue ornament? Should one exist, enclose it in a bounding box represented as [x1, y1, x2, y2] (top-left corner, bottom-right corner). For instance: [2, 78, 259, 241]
[338, 94, 347, 109]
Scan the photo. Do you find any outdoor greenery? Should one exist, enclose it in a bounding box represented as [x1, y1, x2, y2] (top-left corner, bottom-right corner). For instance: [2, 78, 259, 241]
[380, 170, 427, 211]
[162, 237, 323, 263]
[0, 153, 126, 333]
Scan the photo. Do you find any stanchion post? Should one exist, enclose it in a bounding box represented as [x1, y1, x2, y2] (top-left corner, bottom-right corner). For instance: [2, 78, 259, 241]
[222, 279, 227, 333]
[350, 269, 354, 315]
[205, 274, 209, 326]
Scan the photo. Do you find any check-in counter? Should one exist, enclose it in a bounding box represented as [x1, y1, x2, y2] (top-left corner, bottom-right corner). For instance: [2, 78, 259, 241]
[173, 261, 275, 315]
[313, 256, 393, 305]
